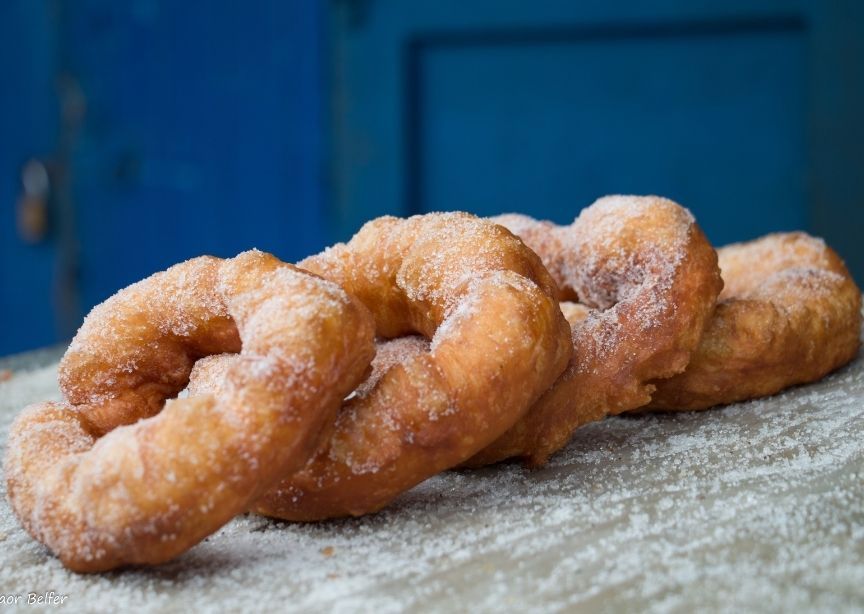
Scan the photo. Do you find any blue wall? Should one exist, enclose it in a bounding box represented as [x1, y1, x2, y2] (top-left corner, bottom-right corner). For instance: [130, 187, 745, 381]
[2, 0, 863, 356]
[330, 0, 864, 280]
[1, 1, 327, 355]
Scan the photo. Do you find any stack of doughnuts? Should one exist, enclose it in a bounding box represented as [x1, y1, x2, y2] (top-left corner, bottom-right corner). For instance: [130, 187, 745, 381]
[5, 196, 860, 572]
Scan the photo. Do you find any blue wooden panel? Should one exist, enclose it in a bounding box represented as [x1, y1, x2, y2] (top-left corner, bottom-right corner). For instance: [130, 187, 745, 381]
[0, 0, 327, 355]
[331, 0, 864, 280]
[0, 1, 61, 355]
[63, 1, 326, 308]
[411, 20, 807, 246]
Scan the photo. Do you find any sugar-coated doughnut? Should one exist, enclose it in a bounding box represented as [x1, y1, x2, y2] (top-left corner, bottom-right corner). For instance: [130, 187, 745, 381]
[4, 251, 375, 571]
[469, 196, 723, 466]
[647, 232, 862, 410]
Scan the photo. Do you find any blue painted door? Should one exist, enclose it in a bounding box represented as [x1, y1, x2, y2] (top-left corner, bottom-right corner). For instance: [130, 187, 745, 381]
[0, 2, 63, 354]
[330, 0, 864, 280]
[64, 2, 326, 308]
[1, 1, 326, 355]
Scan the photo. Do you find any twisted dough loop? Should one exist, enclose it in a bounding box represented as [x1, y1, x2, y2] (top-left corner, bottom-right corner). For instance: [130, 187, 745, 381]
[469, 195, 723, 466]
[59, 256, 241, 435]
[4, 251, 375, 572]
[252, 212, 572, 520]
[648, 232, 862, 410]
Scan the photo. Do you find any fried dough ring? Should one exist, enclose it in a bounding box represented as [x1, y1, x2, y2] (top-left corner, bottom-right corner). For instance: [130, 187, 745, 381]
[268, 213, 572, 519]
[190, 213, 572, 520]
[646, 232, 862, 410]
[468, 195, 723, 466]
[4, 251, 375, 571]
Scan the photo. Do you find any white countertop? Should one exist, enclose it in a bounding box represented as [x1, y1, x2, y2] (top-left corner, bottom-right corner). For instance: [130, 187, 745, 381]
[1, 336, 862, 613]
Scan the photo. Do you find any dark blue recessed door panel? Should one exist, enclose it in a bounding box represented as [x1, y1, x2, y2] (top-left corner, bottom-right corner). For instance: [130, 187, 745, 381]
[416, 23, 807, 243]
[331, 0, 864, 280]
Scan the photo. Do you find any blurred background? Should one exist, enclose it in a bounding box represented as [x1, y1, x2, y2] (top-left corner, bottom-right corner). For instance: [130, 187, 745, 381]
[2, 0, 863, 356]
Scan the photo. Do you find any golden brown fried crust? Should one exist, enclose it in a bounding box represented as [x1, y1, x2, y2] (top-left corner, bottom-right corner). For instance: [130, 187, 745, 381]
[252, 213, 572, 520]
[4, 251, 375, 572]
[491, 214, 578, 302]
[467, 196, 723, 467]
[58, 256, 241, 435]
[647, 232, 862, 410]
